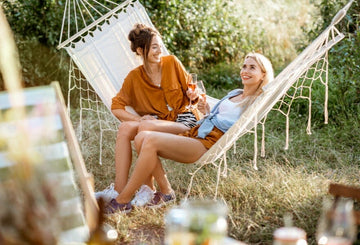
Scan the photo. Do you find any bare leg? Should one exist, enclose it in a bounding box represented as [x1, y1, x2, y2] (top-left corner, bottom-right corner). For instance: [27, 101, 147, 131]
[114, 120, 189, 194]
[138, 119, 190, 134]
[114, 121, 140, 193]
[137, 119, 190, 189]
[134, 134, 172, 194]
[116, 131, 207, 203]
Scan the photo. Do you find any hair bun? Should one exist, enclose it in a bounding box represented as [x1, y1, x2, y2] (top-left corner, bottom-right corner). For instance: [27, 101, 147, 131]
[128, 23, 160, 54]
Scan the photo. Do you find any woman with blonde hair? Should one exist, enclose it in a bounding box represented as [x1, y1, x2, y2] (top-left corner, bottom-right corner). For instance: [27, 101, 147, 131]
[105, 52, 274, 213]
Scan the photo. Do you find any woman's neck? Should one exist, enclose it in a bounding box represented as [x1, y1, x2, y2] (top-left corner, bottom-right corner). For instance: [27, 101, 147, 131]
[242, 84, 261, 97]
[144, 61, 162, 86]
[145, 61, 161, 74]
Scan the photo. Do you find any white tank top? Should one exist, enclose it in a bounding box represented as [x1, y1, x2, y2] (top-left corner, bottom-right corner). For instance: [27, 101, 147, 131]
[216, 98, 244, 123]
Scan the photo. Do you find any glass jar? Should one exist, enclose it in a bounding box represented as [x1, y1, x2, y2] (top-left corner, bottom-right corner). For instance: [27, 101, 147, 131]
[164, 199, 228, 245]
[165, 207, 195, 245]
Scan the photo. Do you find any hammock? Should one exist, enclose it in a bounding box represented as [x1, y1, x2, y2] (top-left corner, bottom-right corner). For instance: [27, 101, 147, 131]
[58, 0, 354, 197]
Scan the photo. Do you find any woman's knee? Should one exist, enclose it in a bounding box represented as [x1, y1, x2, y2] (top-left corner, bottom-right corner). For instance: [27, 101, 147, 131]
[134, 131, 149, 151]
[134, 131, 159, 152]
[138, 120, 158, 132]
[117, 121, 139, 140]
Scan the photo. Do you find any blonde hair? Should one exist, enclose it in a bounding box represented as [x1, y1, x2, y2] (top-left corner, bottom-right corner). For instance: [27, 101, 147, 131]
[239, 53, 274, 108]
[244, 52, 274, 95]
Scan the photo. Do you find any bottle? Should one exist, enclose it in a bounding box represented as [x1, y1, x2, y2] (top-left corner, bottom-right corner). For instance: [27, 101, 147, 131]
[316, 197, 356, 245]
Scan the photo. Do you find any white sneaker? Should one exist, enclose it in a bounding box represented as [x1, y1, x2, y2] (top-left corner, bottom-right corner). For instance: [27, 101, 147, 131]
[131, 185, 155, 207]
[95, 183, 119, 204]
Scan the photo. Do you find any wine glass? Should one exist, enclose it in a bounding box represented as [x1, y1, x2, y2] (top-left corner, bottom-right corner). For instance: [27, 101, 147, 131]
[196, 80, 209, 116]
[316, 197, 356, 245]
[197, 80, 206, 102]
[186, 73, 197, 110]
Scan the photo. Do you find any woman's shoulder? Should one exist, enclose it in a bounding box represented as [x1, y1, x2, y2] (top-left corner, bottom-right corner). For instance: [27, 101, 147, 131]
[126, 65, 143, 78]
[228, 89, 243, 96]
[129, 65, 143, 74]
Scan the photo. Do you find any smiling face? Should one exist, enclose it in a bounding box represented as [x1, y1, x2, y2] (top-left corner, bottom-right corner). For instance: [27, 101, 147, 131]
[240, 57, 265, 87]
[146, 35, 163, 64]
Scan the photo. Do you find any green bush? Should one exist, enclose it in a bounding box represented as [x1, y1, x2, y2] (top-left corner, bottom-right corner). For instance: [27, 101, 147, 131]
[309, 0, 360, 123]
[2, 0, 64, 46]
[143, 0, 250, 69]
[198, 63, 241, 91]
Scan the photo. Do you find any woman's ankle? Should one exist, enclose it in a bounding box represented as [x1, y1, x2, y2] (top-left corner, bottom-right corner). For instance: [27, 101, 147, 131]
[115, 196, 131, 204]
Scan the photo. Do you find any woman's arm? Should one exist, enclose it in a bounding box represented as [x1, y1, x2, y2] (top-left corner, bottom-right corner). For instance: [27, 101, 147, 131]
[112, 109, 157, 122]
[112, 109, 141, 122]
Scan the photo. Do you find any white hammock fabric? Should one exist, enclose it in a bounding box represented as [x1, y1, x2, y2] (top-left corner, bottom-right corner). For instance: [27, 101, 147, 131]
[58, 0, 353, 196]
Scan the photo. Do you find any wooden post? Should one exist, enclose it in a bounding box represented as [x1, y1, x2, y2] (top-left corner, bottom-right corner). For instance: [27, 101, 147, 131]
[52, 81, 99, 233]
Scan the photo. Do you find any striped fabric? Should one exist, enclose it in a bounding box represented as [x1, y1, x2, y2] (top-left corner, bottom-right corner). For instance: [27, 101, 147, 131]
[0, 86, 89, 243]
[175, 112, 198, 128]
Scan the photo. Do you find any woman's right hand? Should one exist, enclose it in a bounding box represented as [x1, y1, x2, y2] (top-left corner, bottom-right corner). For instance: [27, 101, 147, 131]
[186, 88, 199, 101]
[139, 114, 158, 121]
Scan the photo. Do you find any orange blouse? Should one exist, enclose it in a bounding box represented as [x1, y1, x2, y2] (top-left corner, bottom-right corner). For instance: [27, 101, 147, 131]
[111, 55, 198, 121]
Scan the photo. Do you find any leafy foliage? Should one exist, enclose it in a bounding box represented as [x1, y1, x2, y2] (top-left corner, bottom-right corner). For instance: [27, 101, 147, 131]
[2, 0, 64, 46]
[142, 0, 250, 69]
[309, 0, 360, 123]
[199, 63, 242, 90]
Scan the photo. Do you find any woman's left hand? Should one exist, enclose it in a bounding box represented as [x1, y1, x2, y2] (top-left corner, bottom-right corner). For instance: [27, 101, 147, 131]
[197, 97, 210, 115]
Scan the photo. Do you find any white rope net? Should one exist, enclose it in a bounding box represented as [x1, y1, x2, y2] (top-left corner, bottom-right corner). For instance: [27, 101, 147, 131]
[58, 0, 353, 195]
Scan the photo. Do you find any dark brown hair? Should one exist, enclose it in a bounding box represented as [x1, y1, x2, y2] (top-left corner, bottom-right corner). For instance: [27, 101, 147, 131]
[128, 23, 160, 64]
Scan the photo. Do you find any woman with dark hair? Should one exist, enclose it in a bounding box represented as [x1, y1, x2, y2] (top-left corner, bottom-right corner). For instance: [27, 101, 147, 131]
[95, 24, 200, 207]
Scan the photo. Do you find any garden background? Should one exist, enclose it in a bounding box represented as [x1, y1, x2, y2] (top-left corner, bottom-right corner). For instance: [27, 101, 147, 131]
[0, 0, 359, 244]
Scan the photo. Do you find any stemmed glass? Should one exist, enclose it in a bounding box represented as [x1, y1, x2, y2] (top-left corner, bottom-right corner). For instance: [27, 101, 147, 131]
[196, 80, 208, 116]
[197, 80, 206, 102]
[186, 73, 197, 110]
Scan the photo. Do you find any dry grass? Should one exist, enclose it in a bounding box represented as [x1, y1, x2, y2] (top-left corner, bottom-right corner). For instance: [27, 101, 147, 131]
[75, 107, 360, 244]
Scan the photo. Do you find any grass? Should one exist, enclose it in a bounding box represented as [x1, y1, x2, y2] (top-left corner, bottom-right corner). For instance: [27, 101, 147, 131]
[76, 99, 360, 245]
[2, 1, 357, 243]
